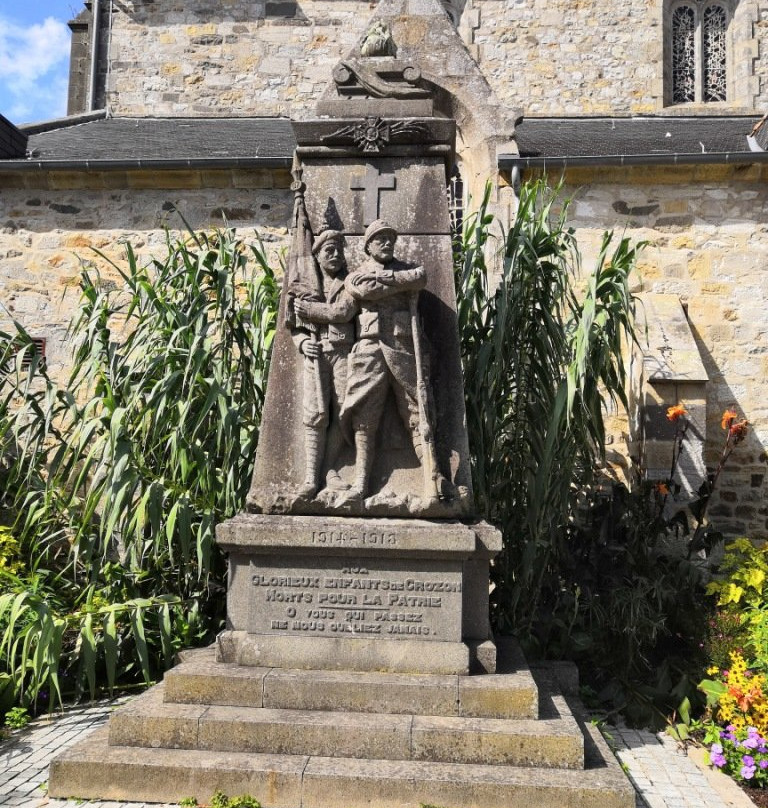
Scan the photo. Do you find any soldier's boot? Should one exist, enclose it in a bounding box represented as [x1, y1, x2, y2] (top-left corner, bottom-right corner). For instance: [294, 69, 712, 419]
[326, 470, 349, 490]
[297, 428, 322, 499]
[343, 430, 374, 503]
[323, 426, 350, 492]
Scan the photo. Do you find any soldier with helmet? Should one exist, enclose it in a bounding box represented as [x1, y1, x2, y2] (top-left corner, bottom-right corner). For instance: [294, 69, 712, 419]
[339, 219, 447, 504]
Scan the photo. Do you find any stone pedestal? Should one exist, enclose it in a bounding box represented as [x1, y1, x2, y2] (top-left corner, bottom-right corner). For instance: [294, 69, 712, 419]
[49, 641, 635, 808]
[215, 514, 499, 674]
[49, 514, 634, 807]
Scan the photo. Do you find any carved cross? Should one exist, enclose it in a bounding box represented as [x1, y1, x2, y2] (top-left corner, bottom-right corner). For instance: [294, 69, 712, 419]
[349, 163, 397, 226]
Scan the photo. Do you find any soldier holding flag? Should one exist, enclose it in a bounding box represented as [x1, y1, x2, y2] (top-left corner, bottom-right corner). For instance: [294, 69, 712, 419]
[285, 159, 357, 500]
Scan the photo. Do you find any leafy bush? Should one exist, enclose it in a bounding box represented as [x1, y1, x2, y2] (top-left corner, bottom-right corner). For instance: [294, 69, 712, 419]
[707, 538, 768, 615]
[179, 793, 262, 808]
[0, 526, 23, 576]
[456, 179, 641, 642]
[454, 182, 740, 725]
[551, 482, 712, 726]
[0, 226, 278, 711]
[703, 609, 749, 673]
[690, 532, 768, 793]
[703, 538, 768, 679]
[210, 792, 261, 808]
[2, 705, 30, 729]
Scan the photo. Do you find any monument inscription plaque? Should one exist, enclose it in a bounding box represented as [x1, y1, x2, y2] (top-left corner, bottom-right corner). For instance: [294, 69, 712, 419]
[248, 556, 463, 641]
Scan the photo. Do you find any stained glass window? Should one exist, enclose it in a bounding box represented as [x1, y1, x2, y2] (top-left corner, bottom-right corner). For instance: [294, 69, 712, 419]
[672, 5, 696, 103]
[703, 5, 728, 101]
[670, 2, 729, 104]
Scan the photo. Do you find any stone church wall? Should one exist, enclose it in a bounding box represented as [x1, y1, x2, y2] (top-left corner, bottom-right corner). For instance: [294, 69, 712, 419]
[104, 0, 363, 117]
[543, 162, 768, 539]
[2, 161, 767, 538]
[471, 0, 662, 115]
[0, 169, 292, 381]
[102, 0, 767, 118]
[471, 0, 763, 115]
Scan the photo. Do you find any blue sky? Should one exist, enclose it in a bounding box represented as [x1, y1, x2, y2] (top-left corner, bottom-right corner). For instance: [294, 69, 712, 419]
[0, 1, 80, 125]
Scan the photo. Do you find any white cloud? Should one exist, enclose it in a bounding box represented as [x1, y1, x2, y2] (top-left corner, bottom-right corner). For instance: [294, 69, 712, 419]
[0, 16, 71, 123]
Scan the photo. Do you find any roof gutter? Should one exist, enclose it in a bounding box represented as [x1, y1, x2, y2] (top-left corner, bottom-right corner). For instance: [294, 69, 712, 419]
[499, 151, 768, 169]
[0, 156, 293, 171]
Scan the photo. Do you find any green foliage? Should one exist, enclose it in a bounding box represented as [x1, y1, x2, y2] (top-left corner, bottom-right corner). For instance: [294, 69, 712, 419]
[699, 677, 727, 710]
[456, 179, 641, 640]
[179, 799, 199, 808]
[456, 181, 719, 725]
[209, 792, 261, 808]
[2, 705, 30, 729]
[665, 695, 707, 743]
[705, 538, 768, 675]
[708, 538, 768, 612]
[703, 608, 749, 672]
[0, 526, 23, 576]
[0, 226, 278, 711]
[549, 480, 712, 726]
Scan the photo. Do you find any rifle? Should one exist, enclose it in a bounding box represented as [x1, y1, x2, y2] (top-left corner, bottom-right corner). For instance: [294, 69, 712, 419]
[409, 292, 439, 500]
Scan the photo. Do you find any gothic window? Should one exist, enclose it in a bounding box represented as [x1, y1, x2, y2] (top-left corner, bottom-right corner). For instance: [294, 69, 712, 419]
[669, 2, 729, 105]
[703, 5, 728, 101]
[672, 6, 696, 103]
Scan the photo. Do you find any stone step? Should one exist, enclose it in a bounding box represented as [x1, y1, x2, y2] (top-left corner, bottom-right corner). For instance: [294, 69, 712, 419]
[165, 645, 539, 719]
[50, 719, 634, 808]
[111, 684, 583, 768]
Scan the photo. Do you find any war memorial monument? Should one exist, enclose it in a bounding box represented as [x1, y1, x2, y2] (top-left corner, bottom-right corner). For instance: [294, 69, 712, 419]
[49, 2, 635, 805]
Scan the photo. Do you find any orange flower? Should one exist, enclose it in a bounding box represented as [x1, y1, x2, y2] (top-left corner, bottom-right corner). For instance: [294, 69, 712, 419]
[721, 409, 738, 430]
[729, 684, 763, 713]
[730, 419, 749, 444]
[666, 404, 687, 421]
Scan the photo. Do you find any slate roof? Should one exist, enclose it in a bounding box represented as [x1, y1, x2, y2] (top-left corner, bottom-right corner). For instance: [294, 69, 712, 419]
[14, 114, 295, 168]
[505, 115, 767, 166]
[1, 113, 767, 169]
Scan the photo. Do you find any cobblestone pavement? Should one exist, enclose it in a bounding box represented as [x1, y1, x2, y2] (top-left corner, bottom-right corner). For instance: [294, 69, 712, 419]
[0, 698, 176, 808]
[0, 699, 751, 808]
[610, 722, 750, 808]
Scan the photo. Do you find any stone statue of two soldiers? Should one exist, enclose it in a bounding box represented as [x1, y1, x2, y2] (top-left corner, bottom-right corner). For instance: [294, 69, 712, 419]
[290, 219, 448, 507]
